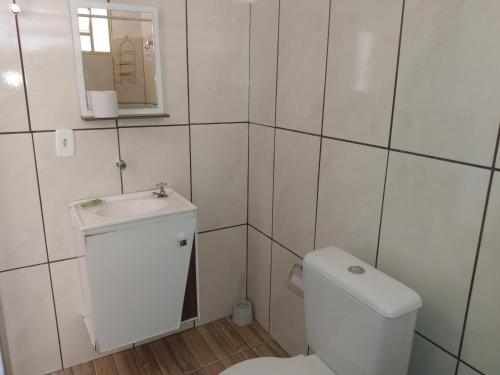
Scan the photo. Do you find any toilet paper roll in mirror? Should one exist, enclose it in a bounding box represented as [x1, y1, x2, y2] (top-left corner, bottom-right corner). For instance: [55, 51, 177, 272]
[288, 263, 303, 297]
[87, 90, 118, 118]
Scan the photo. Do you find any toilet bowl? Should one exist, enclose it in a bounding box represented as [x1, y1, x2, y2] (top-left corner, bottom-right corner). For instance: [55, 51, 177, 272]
[222, 247, 422, 375]
[222, 354, 335, 375]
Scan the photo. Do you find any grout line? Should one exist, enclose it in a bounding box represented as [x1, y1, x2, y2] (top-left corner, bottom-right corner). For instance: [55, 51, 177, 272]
[13, 6, 65, 368]
[190, 121, 249, 126]
[118, 123, 189, 129]
[246, 123, 494, 171]
[313, 0, 333, 250]
[376, 0, 405, 267]
[247, 3, 252, 124]
[248, 122, 274, 129]
[275, 126, 320, 138]
[0, 256, 79, 275]
[0, 126, 493, 173]
[198, 223, 247, 235]
[185, 0, 193, 202]
[248, 224, 303, 260]
[0, 131, 32, 135]
[268, 0, 281, 334]
[391, 148, 491, 170]
[322, 133, 387, 150]
[414, 331, 459, 361]
[454, 122, 500, 375]
[245, 3, 252, 301]
[415, 331, 486, 375]
[375, 150, 390, 267]
[116, 121, 124, 194]
[387, 0, 406, 148]
[32, 130, 65, 372]
[13, 5, 32, 133]
[457, 360, 487, 375]
[0, 261, 48, 274]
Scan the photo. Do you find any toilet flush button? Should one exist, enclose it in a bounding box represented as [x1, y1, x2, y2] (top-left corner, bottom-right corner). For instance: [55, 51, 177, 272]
[348, 265, 365, 275]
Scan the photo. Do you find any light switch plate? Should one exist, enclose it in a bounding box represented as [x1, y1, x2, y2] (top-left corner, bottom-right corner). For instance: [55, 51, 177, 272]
[55, 129, 75, 157]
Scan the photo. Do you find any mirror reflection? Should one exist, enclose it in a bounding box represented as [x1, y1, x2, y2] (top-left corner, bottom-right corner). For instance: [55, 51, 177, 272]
[77, 7, 158, 110]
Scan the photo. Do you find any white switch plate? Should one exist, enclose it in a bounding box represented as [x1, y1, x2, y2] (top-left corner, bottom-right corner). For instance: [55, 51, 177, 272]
[55, 129, 75, 157]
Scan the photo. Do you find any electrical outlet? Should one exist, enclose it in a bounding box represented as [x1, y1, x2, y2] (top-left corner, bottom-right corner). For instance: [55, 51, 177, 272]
[55, 129, 75, 157]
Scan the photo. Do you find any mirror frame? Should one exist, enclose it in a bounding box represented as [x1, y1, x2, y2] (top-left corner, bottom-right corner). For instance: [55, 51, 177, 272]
[69, 0, 165, 117]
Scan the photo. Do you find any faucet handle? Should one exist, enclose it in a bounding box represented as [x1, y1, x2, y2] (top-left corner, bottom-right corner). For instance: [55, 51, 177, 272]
[153, 182, 169, 197]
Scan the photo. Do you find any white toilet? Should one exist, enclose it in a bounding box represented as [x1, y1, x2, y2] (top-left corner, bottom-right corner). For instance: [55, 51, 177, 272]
[223, 247, 423, 375]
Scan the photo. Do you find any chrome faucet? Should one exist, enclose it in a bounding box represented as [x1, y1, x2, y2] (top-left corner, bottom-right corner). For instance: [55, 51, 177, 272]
[153, 182, 168, 198]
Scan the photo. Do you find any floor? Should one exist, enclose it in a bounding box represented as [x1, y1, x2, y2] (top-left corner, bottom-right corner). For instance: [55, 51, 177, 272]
[50, 318, 288, 375]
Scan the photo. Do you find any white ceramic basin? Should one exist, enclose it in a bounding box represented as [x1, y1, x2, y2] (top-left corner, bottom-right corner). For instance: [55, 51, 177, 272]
[96, 198, 168, 218]
[70, 190, 197, 232]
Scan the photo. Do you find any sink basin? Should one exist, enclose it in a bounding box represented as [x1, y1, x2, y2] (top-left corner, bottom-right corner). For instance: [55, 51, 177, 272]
[96, 198, 168, 218]
[70, 189, 197, 232]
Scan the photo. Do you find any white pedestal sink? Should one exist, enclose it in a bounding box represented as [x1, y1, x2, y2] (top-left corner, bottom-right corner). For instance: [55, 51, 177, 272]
[69, 189, 198, 353]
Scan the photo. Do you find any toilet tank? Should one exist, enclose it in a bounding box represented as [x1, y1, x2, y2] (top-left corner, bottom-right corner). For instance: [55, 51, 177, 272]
[303, 247, 422, 375]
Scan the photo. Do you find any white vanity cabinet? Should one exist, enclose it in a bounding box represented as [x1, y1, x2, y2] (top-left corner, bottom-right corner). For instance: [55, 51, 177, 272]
[70, 190, 198, 353]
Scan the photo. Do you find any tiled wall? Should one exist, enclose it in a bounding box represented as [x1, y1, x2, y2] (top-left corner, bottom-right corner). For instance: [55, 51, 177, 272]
[2, 0, 500, 374]
[0, 0, 250, 374]
[246, 1, 500, 375]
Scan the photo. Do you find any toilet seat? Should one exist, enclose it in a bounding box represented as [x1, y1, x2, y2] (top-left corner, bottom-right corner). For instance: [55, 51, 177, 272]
[221, 355, 337, 375]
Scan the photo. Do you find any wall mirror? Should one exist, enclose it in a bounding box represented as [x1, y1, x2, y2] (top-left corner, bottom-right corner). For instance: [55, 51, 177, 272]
[70, 1, 165, 118]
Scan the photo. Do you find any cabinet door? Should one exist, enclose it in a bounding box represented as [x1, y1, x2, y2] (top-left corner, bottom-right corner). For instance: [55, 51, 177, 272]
[85, 214, 196, 352]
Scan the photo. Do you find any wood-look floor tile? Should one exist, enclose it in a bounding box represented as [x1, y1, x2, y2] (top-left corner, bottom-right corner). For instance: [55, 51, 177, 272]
[253, 341, 288, 358]
[185, 370, 205, 375]
[180, 328, 218, 366]
[71, 362, 95, 375]
[149, 339, 183, 375]
[202, 362, 226, 375]
[63, 320, 283, 375]
[198, 319, 248, 359]
[165, 333, 200, 372]
[133, 345, 163, 375]
[226, 318, 272, 347]
[113, 349, 140, 375]
[93, 356, 119, 375]
[221, 350, 256, 368]
[50, 369, 73, 375]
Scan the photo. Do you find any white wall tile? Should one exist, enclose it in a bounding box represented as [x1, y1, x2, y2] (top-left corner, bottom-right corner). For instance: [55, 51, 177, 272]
[0, 134, 46, 271]
[0, 0, 29, 133]
[191, 124, 248, 232]
[249, 0, 278, 126]
[119, 126, 191, 199]
[115, 0, 189, 126]
[315, 139, 387, 265]
[408, 335, 457, 375]
[247, 226, 271, 330]
[457, 363, 481, 375]
[273, 129, 319, 257]
[461, 173, 500, 374]
[188, 0, 249, 123]
[378, 153, 489, 353]
[197, 226, 247, 325]
[392, 0, 500, 165]
[276, 0, 330, 134]
[0, 265, 61, 375]
[270, 242, 307, 356]
[248, 124, 274, 236]
[50, 259, 98, 368]
[17, 0, 114, 130]
[323, 0, 402, 146]
[34, 130, 122, 261]
[50, 259, 133, 368]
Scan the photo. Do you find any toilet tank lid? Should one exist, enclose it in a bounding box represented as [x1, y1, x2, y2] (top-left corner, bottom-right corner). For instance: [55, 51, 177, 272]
[303, 247, 422, 318]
